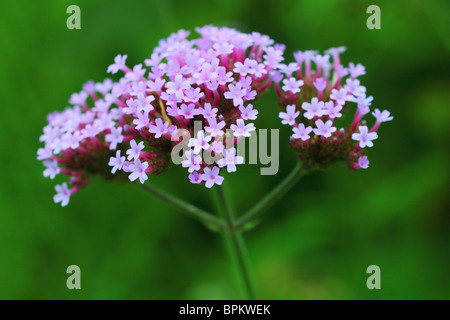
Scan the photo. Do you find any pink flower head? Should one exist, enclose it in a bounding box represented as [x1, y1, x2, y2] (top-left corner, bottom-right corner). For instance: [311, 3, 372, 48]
[201, 166, 224, 188]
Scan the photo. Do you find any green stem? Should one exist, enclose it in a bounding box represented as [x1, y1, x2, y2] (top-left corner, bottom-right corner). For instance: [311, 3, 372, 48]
[214, 186, 257, 300]
[235, 162, 308, 230]
[141, 183, 226, 229]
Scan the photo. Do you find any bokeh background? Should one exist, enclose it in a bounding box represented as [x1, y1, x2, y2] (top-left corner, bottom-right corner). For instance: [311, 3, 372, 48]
[0, 0, 448, 299]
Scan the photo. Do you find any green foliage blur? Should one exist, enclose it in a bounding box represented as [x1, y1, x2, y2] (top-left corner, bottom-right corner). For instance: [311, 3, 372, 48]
[0, 0, 448, 299]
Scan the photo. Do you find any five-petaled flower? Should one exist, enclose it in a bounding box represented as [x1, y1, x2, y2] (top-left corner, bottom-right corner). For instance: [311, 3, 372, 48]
[352, 126, 378, 148]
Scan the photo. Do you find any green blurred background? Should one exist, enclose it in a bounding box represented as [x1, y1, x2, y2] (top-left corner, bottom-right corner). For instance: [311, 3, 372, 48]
[0, 0, 449, 299]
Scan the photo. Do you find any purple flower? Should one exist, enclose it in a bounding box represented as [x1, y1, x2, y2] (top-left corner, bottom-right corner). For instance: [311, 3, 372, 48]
[54, 183, 71, 207]
[336, 65, 349, 78]
[312, 54, 330, 68]
[282, 78, 304, 94]
[128, 159, 149, 183]
[109, 150, 126, 174]
[149, 118, 170, 138]
[213, 42, 234, 55]
[211, 140, 224, 154]
[313, 78, 327, 92]
[217, 148, 244, 172]
[69, 91, 88, 106]
[345, 79, 366, 97]
[183, 87, 205, 103]
[192, 63, 218, 85]
[182, 150, 203, 173]
[201, 166, 224, 188]
[352, 126, 378, 148]
[147, 78, 166, 93]
[205, 118, 226, 137]
[239, 104, 258, 121]
[188, 172, 203, 184]
[230, 119, 255, 137]
[125, 64, 146, 82]
[126, 139, 144, 160]
[43, 159, 60, 179]
[349, 62, 366, 78]
[292, 124, 313, 141]
[166, 74, 191, 98]
[224, 83, 247, 107]
[233, 61, 251, 76]
[313, 119, 336, 138]
[37, 146, 53, 161]
[179, 103, 200, 119]
[330, 88, 351, 105]
[323, 101, 343, 119]
[325, 46, 346, 57]
[136, 93, 155, 113]
[302, 98, 325, 120]
[372, 109, 393, 123]
[124, 98, 139, 114]
[166, 105, 180, 117]
[200, 103, 218, 119]
[358, 156, 370, 169]
[107, 54, 128, 74]
[105, 126, 124, 150]
[279, 62, 300, 76]
[133, 111, 150, 130]
[279, 104, 300, 125]
[188, 130, 212, 154]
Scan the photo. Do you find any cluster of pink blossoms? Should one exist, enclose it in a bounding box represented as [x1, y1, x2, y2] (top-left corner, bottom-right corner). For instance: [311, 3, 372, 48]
[38, 26, 284, 206]
[273, 47, 393, 170]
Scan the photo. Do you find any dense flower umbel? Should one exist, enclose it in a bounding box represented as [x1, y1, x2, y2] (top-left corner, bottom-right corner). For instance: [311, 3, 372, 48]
[38, 26, 283, 206]
[105, 26, 282, 188]
[274, 47, 393, 170]
[37, 78, 172, 206]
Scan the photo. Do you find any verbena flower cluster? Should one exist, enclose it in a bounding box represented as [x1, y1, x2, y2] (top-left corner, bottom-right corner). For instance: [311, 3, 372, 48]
[38, 26, 284, 206]
[273, 47, 392, 170]
[38, 26, 392, 207]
